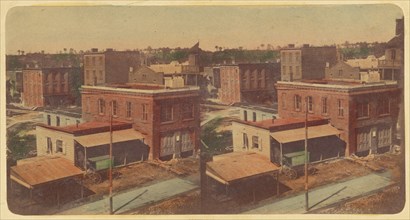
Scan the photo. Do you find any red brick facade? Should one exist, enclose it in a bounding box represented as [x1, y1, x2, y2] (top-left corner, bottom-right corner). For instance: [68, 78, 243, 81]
[219, 63, 280, 105]
[81, 84, 200, 160]
[22, 67, 79, 107]
[276, 80, 400, 156]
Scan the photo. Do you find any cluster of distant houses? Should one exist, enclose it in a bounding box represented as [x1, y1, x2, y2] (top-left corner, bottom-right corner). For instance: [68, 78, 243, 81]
[7, 17, 404, 205]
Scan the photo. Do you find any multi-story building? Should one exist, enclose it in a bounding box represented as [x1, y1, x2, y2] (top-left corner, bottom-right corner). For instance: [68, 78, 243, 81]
[83, 48, 142, 86]
[280, 44, 338, 81]
[81, 83, 200, 160]
[218, 63, 280, 105]
[21, 67, 82, 108]
[276, 80, 400, 156]
[378, 17, 404, 83]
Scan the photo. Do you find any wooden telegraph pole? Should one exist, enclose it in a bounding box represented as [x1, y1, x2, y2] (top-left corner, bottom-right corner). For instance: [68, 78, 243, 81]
[109, 101, 113, 214]
[304, 96, 309, 211]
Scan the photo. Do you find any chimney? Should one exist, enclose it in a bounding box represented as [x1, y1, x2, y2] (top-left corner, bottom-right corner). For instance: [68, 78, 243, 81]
[288, 44, 295, 48]
[91, 48, 98, 53]
[396, 17, 404, 35]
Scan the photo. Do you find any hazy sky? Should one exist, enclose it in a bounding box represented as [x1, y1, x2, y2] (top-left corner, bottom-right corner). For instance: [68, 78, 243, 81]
[5, 4, 404, 54]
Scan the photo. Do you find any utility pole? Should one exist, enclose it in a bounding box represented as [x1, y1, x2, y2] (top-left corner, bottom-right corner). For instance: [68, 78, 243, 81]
[109, 101, 113, 214]
[304, 96, 309, 211]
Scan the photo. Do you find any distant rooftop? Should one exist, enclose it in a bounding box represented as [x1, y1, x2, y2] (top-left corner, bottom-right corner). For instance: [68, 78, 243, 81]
[234, 116, 329, 132]
[38, 121, 133, 136]
[233, 102, 277, 114]
[44, 106, 82, 118]
[82, 83, 199, 94]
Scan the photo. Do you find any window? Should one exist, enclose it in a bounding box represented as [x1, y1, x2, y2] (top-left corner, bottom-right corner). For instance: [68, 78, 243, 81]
[322, 97, 328, 114]
[357, 101, 370, 118]
[85, 97, 90, 113]
[294, 95, 301, 111]
[126, 102, 132, 118]
[282, 93, 287, 109]
[288, 53, 292, 62]
[99, 56, 103, 65]
[47, 114, 51, 126]
[295, 52, 300, 62]
[252, 136, 259, 149]
[338, 99, 344, 117]
[307, 96, 313, 113]
[378, 98, 390, 115]
[56, 116, 60, 126]
[391, 49, 396, 60]
[181, 103, 194, 119]
[56, 140, 63, 153]
[161, 104, 173, 122]
[98, 99, 105, 115]
[242, 133, 248, 149]
[282, 66, 286, 75]
[85, 57, 90, 66]
[99, 70, 103, 81]
[112, 100, 118, 116]
[295, 66, 300, 77]
[142, 104, 148, 120]
[378, 127, 391, 147]
[47, 137, 52, 153]
[243, 110, 248, 121]
[92, 57, 96, 65]
[252, 112, 257, 122]
[288, 66, 293, 74]
[282, 53, 286, 63]
[357, 129, 370, 152]
[86, 70, 90, 81]
[338, 69, 343, 77]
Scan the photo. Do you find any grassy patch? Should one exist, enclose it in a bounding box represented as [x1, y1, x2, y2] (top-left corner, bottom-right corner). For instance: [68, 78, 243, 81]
[7, 122, 37, 160]
[201, 117, 232, 155]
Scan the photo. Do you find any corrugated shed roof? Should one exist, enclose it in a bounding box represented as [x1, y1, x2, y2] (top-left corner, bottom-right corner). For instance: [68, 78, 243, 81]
[74, 128, 143, 147]
[10, 157, 83, 188]
[206, 152, 279, 185]
[270, 124, 341, 144]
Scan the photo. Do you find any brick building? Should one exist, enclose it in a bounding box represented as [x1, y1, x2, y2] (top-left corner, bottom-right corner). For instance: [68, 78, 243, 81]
[280, 44, 338, 81]
[83, 48, 142, 86]
[81, 83, 200, 160]
[22, 67, 82, 108]
[218, 63, 280, 105]
[276, 80, 400, 156]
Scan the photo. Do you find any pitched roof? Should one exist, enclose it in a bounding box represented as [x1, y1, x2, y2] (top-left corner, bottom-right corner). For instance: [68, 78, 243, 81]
[206, 152, 279, 185]
[10, 157, 83, 188]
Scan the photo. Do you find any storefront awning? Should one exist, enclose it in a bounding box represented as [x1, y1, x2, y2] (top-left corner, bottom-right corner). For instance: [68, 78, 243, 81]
[206, 152, 280, 185]
[271, 124, 341, 144]
[75, 128, 144, 148]
[10, 156, 84, 189]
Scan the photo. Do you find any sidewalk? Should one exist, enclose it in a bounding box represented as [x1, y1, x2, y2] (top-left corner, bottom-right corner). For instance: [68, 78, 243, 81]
[58, 177, 198, 215]
[242, 172, 393, 214]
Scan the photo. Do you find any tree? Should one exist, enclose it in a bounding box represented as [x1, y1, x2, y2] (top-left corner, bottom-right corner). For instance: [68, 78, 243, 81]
[17, 50, 20, 55]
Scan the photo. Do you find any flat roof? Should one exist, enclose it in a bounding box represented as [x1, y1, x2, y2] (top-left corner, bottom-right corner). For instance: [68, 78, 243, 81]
[276, 80, 398, 91]
[233, 117, 328, 132]
[206, 152, 279, 185]
[38, 121, 132, 135]
[11, 157, 84, 189]
[271, 124, 342, 144]
[75, 128, 144, 147]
